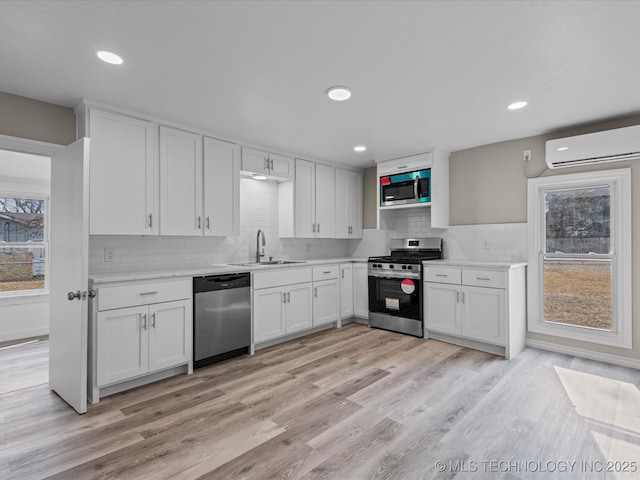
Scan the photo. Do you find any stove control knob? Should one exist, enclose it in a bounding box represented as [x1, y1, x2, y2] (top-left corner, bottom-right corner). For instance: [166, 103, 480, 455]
[402, 265, 407, 270]
[389, 264, 394, 269]
[408, 266, 413, 270]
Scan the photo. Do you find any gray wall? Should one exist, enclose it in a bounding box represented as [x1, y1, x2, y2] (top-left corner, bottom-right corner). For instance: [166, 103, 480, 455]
[450, 114, 640, 225]
[362, 166, 377, 229]
[0, 92, 76, 145]
[449, 114, 640, 362]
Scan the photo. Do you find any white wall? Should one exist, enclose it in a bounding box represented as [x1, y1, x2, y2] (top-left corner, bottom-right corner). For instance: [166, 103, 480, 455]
[89, 178, 351, 274]
[0, 150, 50, 342]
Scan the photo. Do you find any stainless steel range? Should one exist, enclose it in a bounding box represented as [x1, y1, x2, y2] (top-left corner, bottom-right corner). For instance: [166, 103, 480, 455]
[368, 238, 443, 337]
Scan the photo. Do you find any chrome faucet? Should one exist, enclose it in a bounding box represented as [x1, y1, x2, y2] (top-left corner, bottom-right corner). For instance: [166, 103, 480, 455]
[256, 229, 266, 263]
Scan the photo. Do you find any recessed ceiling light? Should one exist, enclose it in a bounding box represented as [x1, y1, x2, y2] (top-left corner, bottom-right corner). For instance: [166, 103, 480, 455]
[557, 147, 569, 151]
[252, 174, 267, 180]
[96, 50, 123, 65]
[507, 101, 527, 110]
[326, 86, 352, 101]
[353, 145, 366, 152]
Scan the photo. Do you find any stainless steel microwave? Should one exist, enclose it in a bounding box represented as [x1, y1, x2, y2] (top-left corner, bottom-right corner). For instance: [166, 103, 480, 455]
[380, 168, 431, 206]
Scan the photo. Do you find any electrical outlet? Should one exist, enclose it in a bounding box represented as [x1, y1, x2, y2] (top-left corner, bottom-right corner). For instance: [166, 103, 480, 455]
[523, 149, 532, 162]
[104, 248, 115, 262]
[482, 239, 490, 249]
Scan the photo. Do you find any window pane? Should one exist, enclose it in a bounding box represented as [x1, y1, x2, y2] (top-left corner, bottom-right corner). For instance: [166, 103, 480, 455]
[543, 258, 612, 330]
[0, 197, 45, 242]
[0, 246, 46, 292]
[545, 186, 610, 254]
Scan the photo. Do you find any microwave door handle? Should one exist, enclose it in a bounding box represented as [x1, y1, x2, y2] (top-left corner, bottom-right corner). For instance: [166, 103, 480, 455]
[413, 177, 420, 200]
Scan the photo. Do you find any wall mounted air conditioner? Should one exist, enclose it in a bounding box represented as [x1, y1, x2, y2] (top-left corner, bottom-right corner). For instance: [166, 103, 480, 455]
[546, 124, 640, 169]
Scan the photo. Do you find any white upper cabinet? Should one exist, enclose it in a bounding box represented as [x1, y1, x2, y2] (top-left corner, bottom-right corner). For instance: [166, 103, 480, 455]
[159, 127, 239, 236]
[293, 159, 335, 238]
[335, 168, 362, 238]
[87, 109, 158, 235]
[241, 147, 293, 180]
[160, 126, 203, 235]
[204, 137, 240, 236]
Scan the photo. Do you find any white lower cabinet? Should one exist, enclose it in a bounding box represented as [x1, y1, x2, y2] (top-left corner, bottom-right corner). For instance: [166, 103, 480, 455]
[353, 262, 369, 318]
[253, 268, 313, 343]
[91, 278, 192, 401]
[313, 265, 340, 326]
[424, 263, 526, 359]
[339, 263, 354, 319]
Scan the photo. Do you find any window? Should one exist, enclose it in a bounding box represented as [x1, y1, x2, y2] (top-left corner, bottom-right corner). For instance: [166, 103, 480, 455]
[0, 196, 48, 294]
[527, 168, 631, 348]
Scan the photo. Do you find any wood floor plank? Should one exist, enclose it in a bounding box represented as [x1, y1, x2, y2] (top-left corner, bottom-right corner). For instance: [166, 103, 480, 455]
[2, 324, 640, 480]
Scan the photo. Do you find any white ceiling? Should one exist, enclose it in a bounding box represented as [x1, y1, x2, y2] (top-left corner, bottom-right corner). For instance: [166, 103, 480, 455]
[1, 0, 639, 168]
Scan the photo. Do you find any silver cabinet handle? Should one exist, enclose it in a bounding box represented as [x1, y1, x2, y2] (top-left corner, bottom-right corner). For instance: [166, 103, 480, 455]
[287, 292, 291, 303]
[148, 213, 153, 228]
[456, 291, 460, 303]
[270, 159, 274, 170]
[139, 291, 159, 296]
[312, 224, 316, 233]
[142, 313, 147, 330]
[151, 312, 156, 329]
[206, 217, 210, 229]
[197, 216, 202, 229]
[88, 289, 96, 298]
[397, 165, 407, 170]
[476, 277, 491, 281]
[283, 292, 287, 304]
[462, 292, 466, 304]
[317, 224, 320, 233]
[314, 287, 318, 298]
[265, 158, 270, 171]
[341, 269, 344, 279]
[435, 274, 448, 277]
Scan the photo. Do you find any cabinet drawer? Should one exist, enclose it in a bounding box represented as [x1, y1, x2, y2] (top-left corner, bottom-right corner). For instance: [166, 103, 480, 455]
[423, 267, 462, 285]
[253, 268, 313, 290]
[312, 265, 339, 281]
[97, 279, 192, 311]
[462, 269, 506, 289]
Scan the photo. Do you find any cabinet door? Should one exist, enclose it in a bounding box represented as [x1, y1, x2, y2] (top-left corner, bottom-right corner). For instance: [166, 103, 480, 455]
[313, 280, 339, 326]
[148, 300, 192, 372]
[89, 109, 157, 235]
[160, 126, 203, 235]
[461, 286, 506, 345]
[348, 170, 363, 238]
[294, 159, 315, 238]
[96, 306, 149, 386]
[286, 283, 313, 333]
[253, 287, 286, 343]
[334, 170, 350, 238]
[241, 147, 270, 175]
[424, 282, 461, 336]
[269, 153, 293, 180]
[353, 263, 369, 318]
[340, 264, 354, 318]
[204, 137, 239, 236]
[314, 163, 335, 238]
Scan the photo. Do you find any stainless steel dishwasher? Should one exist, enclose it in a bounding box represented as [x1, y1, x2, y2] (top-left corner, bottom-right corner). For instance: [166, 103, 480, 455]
[193, 273, 251, 369]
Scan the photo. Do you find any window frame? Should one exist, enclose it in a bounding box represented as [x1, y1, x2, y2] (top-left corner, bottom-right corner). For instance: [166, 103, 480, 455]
[527, 168, 632, 348]
[0, 192, 49, 297]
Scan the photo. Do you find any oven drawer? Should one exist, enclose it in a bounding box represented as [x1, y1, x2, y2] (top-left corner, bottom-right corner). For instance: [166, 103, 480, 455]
[423, 267, 461, 285]
[462, 269, 507, 289]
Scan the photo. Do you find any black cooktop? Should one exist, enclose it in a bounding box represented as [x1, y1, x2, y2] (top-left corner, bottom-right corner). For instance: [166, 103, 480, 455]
[368, 251, 442, 264]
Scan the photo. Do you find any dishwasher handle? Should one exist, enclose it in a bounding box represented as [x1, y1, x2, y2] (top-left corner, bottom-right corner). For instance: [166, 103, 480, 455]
[194, 274, 250, 293]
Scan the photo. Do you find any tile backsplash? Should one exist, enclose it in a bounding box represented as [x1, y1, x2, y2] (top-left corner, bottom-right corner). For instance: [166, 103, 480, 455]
[89, 183, 526, 275]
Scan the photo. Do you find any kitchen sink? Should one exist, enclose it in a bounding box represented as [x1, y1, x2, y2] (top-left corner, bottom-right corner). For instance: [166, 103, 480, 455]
[227, 260, 306, 267]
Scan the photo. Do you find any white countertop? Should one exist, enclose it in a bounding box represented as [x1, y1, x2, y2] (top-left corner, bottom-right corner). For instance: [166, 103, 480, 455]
[90, 257, 369, 284]
[423, 259, 527, 269]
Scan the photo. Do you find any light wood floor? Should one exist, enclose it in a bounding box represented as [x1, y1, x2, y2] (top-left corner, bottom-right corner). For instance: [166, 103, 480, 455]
[2, 323, 640, 479]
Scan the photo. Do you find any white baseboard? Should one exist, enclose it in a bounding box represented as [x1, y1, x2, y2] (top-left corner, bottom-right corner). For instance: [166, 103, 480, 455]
[526, 338, 640, 370]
